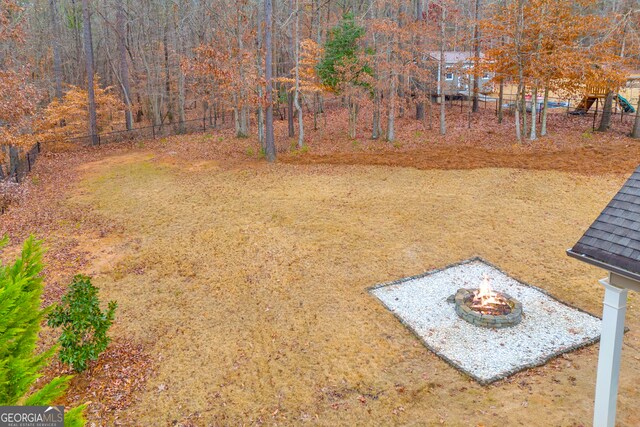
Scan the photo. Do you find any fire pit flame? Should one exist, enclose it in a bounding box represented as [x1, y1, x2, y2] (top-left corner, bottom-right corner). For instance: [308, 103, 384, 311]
[469, 275, 513, 316]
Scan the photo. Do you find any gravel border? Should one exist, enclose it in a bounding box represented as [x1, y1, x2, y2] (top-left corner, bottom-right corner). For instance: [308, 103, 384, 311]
[369, 257, 604, 385]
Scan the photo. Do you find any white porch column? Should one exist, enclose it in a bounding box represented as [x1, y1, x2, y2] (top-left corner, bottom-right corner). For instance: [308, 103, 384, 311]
[593, 277, 628, 427]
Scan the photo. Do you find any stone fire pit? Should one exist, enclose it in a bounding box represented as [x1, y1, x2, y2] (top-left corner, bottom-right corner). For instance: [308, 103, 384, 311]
[454, 288, 523, 328]
[370, 258, 602, 384]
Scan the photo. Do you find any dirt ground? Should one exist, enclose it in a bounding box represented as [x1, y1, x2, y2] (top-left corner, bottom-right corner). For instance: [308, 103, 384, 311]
[3, 108, 640, 426]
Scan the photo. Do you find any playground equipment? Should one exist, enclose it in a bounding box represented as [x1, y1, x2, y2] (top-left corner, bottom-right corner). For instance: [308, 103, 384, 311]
[570, 86, 608, 115]
[571, 85, 636, 115]
[617, 94, 635, 113]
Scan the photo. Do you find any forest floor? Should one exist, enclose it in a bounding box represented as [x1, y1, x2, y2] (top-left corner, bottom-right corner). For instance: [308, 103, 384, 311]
[2, 106, 640, 426]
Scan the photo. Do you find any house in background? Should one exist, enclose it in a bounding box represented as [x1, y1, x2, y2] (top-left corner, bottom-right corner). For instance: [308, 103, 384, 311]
[427, 51, 493, 99]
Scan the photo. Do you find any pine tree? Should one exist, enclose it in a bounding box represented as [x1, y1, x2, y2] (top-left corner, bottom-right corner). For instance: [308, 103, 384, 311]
[317, 14, 372, 138]
[0, 236, 85, 425]
[317, 13, 370, 93]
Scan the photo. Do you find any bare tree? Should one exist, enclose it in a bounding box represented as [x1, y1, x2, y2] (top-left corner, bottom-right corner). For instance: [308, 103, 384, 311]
[386, 9, 397, 143]
[439, 3, 446, 136]
[287, 0, 295, 138]
[471, 0, 481, 113]
[116, 0, 133, 130]
[265, 0, 276, 162]
[371, 0, 382, 139]
[49, 0, 63, 100]
[598, 91, 615, 132]
[514, 0, 524, 141]
[293, 0, 304, 148]
[540, 87, 549, 136]
[633, 97, 640, 139]
[256, 5, 266, 149]
[82, 0, 98, 145]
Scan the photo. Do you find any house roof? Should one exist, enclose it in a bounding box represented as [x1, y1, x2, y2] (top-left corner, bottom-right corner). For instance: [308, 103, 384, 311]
[567, 166, 640, 282]
[427, 51, 484, 64]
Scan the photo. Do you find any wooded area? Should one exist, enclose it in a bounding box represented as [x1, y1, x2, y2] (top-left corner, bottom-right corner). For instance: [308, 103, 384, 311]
[1, 0, 640, 160]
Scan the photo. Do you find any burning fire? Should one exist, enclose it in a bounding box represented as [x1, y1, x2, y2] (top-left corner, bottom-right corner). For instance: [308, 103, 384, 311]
[471, 275, 512, 315]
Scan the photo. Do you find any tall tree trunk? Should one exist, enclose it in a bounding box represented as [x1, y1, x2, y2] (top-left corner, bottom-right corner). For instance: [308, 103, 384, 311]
[163, 22, 173, 124]
[415, 1, 425, 122]
[497, 79, 504, 124]
[240, 106, 249, 137]
[416, 101, 425, 120]
[286, 96, 295, 137]
[371, 0, 381, 139]
[398, 75, 405, 118]
[471, 0, 481, 113]
[372, 89, 382, 139]
[396, 3, 405, 118]
[8, 145, 19, 180]
[598, 91, 615, 132]
[264, 0, 276, 162]
[175, 4, 186, 134]
[294, 0, 304, 148]
[439, 5, 446, 136]
[541, 86, 549, 136]
[257, 6, 266, 148]
[530, 86, 537, 140]
[632, 96, 640, 139]
[387, 71, 396, 142]
[386, 32, 396, 142]
[82, 0, 98, 145]
[287, 0, 295, 138]
[497, 35, 505, 124]
[348, 97, 358, 139]
[313, 0, 323, 131]
[233, 101, 249, 138]
[116, 0, 133, 130]
[71, 0, 83, 84]
[520, 82, 527, 140]
[515, 0, 524, 141]
[257, 100, 265, 149]
[236, 15, 248, 138]
[49, 0, 63, 100]
[177, 69, 186, 133]
[515, 82, 522, 141]
[233, 102, 240, 135]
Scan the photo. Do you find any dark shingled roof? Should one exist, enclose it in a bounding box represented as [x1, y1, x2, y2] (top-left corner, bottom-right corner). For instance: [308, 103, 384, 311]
[568, 166, 640, 281]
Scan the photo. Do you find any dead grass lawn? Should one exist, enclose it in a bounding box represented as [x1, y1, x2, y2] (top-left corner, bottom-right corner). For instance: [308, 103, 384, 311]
[62, 152, 640, 426]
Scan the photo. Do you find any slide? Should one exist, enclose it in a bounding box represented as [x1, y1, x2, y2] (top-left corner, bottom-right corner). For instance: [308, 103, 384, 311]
[570, 96, 597, 115]
[617, 94, 636, 113]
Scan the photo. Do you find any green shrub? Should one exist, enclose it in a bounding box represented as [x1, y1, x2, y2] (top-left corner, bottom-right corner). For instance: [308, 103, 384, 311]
[317, 13, 372, 92]
[0, 236, 86, 425]
[48, 275, 117, 373]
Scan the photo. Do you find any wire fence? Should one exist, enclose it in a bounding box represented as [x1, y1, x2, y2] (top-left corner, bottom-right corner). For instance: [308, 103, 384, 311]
[0, 142, 41, 215]
[39, 96, 346, 147]
[0, 142, 41, 184]
[58, 114, 236, 147]
[439, 92, 639, 131]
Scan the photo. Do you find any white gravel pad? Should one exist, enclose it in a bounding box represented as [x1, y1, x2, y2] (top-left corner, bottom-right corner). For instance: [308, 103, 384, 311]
[370, 258, 602, 384]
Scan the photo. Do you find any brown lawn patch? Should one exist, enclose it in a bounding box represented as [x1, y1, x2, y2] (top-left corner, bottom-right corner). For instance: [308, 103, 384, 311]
[56, 153, 640, 426]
